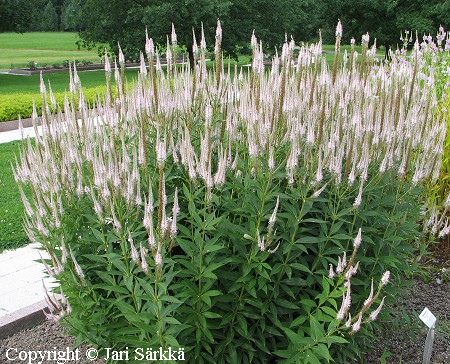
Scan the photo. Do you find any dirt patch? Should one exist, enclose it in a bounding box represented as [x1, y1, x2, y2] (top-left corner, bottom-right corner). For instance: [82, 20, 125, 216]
[363, 273, 450, 363]
[0, 320, 104, 363]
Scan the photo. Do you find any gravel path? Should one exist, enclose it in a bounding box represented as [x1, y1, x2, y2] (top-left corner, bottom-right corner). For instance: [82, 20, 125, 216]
[0, 268, 449, 363]
[364, 271, 450, 364]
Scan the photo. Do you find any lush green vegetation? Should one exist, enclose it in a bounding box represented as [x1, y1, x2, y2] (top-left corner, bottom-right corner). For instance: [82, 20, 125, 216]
[0, 141, 29, 252]
[15, 23, 448, 362]
[0, 69, 120, 94]
[0, 32, 102, 70]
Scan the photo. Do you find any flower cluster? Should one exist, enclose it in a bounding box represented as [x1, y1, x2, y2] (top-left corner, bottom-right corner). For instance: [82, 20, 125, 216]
[330, 228, 390, 333]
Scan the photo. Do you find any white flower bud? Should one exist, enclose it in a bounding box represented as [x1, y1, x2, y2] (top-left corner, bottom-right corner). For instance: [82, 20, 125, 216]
[380, 271, 390, 287]
[335, 20, 343, 38]
[351, 312, 362, 333]
[353, 228, 362, 249]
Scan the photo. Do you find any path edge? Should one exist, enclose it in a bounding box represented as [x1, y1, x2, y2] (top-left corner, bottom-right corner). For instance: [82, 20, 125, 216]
[0, 300, 48, 340]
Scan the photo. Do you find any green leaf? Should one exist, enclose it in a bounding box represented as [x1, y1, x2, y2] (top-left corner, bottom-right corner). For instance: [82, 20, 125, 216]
[159, 295, 182, 304]
[300, 298, 317, 310]
[105, 253, 128, 275]
[323, 335, 348, 345]
[309, 315, 325, 340]
[203, 290, 222, 297]
[203, 311, 222, 319]
[282, 326, 304, 345]
[290, 315, 308, 328]
[313, 343, 331, 362]
[91, 284, 129, 295]
[277, 299, 299, 310]
[331, 233, 352, 240]
[305, 349, 321, 364]
[291, 262, 311, 273]
[95, 270, 116, 285]
[320, 306, 337, 318]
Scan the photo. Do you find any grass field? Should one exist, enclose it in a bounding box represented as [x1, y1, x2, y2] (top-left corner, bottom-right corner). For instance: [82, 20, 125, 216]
[0, 32, 103, 70]
[0, 68, 140, 95]
[0, 140, 29, 252]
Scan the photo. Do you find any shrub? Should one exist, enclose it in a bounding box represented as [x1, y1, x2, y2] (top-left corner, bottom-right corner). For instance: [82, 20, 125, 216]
[26, 61, 38, 70]
[16, 23, 445, 363]
[0, 86, 109, 122]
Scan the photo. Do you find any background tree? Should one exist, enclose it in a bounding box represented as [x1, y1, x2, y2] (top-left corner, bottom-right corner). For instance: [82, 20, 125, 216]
[61, 0, 82, 31]
[1, 0, 448, 58]
[74, 0, 306, 61]
[222, 0, 307, 56]
[74, 0, 231, 61]
[316, 0, 449, 51]
[0, 0, 34, 32]
[40, 0, 59, 31]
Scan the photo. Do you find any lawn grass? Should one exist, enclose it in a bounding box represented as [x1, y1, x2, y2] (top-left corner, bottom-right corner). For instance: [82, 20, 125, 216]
[0, 68, 140, 95]
[0, 32, 103, 70]
[0, 140, 29, 252]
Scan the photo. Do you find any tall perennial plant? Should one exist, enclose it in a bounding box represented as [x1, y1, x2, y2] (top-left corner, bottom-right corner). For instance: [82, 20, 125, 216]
[15, 21, 446, 363]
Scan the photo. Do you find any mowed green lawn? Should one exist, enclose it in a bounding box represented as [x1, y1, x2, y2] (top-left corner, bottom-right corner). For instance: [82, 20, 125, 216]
[0, 32, 103, 70]
[0, 140, 29, 252]
[0, 68, 139, 95]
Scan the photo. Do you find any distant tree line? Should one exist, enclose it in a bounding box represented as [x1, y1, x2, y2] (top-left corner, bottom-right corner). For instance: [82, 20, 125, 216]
[0, 0, 81, 32]
[1, 0, 448, 59]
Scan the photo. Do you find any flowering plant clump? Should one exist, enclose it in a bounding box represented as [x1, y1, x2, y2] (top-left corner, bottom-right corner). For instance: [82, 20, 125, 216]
[395, 27, 450, 218]
[15, 21, 446, 363]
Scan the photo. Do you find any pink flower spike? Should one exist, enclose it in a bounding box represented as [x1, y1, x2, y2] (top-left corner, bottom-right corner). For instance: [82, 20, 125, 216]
[69, 248, 85, 283]
[216, 19, 222, 42]
[140, 243, 149, 273]
[329, 264, 335, 279]
[118, 43, 125, 66]
[171, 23, 177, 46]
[363, 278, 374, 307]
[380, 271, 390, 287]
[351, 312, 362, 333]
[39, 72, 46, 95]
[170, 188, 179, 239]
[335, 20, 343, 38]
[128, 232, 139, 263]
[353, 228, 362, 249]
[155, 246, 163, 269]
[200, 23, 206, 51]
[336, 256, 343, 274]
[145, 31, 155, 56]
[369, 296, 386, 321]
[104, 49, 111, 72]
[268, 196, 280, 229]
[345, 313, 352, 328]
[336, 291, 347, 321]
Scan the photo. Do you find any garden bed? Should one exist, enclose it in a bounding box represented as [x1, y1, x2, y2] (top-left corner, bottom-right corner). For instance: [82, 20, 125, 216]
[0, 268, 448, 364]
[7, 63, 140, 75]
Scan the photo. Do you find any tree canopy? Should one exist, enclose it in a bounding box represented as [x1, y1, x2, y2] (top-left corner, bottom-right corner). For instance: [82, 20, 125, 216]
[0, 0, 34, 32]
[73, 0, 307, 61]
[317, 0, 450, 48]
[1, 0, 448, 57]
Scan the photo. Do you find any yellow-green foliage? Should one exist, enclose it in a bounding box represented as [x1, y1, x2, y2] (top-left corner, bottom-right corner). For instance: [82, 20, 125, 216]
[436, 95, 450, 201]
[0, 86, 109, 122]
[426, 95, 450, 208]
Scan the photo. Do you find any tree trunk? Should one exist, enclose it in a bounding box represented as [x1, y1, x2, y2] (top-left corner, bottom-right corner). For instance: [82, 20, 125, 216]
[187, 43, 195, 69]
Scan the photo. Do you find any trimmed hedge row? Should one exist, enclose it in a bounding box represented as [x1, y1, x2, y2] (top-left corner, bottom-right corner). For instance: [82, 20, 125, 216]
[0, 86, 108, 122]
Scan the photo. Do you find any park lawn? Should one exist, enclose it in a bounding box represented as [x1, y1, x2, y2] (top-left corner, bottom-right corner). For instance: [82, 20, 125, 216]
[0, 32, 103, 70]
[0, 68, 140, 95]
[0, 140, 29, 252]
